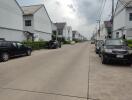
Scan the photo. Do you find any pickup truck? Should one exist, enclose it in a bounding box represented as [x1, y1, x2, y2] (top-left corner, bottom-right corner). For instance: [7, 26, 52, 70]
[0, 41, 32, 62]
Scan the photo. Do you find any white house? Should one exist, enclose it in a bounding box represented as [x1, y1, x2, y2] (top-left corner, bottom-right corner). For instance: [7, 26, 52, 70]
[55, 22, 68, 40]
[67, 26, 73, 41]
[52, 23, 58, 40]
[100, 21, 112, 40]
[22, 4, 52, 41]
[113, 0, 132, 39]
[0, 0, 24, 41]
[72, 31, 82, 41]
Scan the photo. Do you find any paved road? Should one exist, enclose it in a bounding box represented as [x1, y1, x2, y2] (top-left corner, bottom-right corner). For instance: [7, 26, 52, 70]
[0, 43, 132, 100]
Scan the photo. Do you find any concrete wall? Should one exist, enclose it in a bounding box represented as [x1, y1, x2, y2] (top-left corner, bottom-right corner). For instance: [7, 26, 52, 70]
[0, 0, 23, 30]
[0, 28, 25, 41]
[113, 8, 126, 38]
[34, 30, 51, 41]
[34, 6, 52, 34]
[23, 15, 34, 33]
[0, 0, 24, 41]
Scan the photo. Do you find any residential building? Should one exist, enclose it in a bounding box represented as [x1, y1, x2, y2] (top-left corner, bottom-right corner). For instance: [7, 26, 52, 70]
[0, 0, 24, 41]
[67, 26, 73, 41]
[22, 4, 52, 41]
[72, 31, 81, 41]
[100, 21, 112, 40]
[55, 22, 68, 40]
[113, 0, 132, 39]
[52, 23, 58, 40]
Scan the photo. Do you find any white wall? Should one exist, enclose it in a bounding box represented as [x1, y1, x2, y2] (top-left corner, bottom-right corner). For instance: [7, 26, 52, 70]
[34, 30, 51, 41]
[23, 15, 34, 33]
[113, 9, 126, 31]
[34, 6, 52, 34]
[63, 26, 68, 40]
[113, 8, 126, 38]
[0, 0, 23, 30]
[0, 28, 25, 41]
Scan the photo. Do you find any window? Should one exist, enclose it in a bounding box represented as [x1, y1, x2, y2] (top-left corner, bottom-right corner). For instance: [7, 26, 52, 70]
[129, 13, 132, 21]
[25, 20, 31, 26]
[116, 32, 119, 38]
[17, 43, 23, 48]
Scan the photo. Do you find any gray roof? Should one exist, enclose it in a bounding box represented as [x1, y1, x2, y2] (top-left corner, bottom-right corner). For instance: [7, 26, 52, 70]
[55, 23, 66, 29]
[22, 4, 43, 15]
[119, 0, 132, 7]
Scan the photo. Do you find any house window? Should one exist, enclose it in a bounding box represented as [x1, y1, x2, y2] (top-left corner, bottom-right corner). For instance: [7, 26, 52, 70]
[116, 32, 119, 38]
[25, 20, 31, 26]
[129, 13, 132, 21]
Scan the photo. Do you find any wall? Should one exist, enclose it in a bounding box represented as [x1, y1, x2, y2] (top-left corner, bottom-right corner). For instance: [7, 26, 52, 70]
[34, 30, 51, 41]
[34, 6, 52, 34]
[0, 28, 25, 41]
[0, 0, 23, 30]
[23, 15, 34, 33]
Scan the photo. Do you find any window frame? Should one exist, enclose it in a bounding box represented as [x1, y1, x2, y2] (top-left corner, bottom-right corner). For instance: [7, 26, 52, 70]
[129, 13, 132, 21]
[25, 20, 32, 26]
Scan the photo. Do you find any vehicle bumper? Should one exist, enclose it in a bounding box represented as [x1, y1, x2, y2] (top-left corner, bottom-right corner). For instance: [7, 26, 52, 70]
[103, 53, 132, 61]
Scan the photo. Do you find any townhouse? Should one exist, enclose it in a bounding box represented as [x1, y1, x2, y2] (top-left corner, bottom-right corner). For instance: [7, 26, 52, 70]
[67, 26, 73, 41]
[55, 22, 69, 40]
[22, 4, 52, 41]
[0, 0, 24, 41]
[113, 0, 132, 39]
[72, 31, 82, 41]
[100, 21, 112, 40]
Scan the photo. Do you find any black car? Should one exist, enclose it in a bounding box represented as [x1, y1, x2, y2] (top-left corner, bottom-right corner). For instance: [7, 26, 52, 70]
[100, 39, 132, 65]
[0, 41, 32, 62]
[95, 40, 104, 54]
[48, 40, 61, 49]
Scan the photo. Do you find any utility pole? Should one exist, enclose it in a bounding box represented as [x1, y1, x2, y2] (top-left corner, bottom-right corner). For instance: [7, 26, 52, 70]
[96, 20, 101, 37]
[111, 0, 114, 33]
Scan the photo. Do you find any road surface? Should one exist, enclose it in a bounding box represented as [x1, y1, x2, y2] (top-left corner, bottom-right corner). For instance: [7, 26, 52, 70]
[0, 43, 132, 100]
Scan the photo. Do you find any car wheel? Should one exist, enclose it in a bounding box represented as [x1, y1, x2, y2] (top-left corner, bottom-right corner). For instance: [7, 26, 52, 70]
[26, 50, 31, 56]
[1, 53, 9, 62]
[101, 55, 107, 64]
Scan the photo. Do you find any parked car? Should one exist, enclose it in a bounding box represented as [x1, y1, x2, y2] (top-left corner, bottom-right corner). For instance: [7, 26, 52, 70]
[0, 41, 32, 62]
[91, 40, 95, 44]
[48, 40, 61, 49]
[95, 40, 104, 54]
[100, 39, 132, 65]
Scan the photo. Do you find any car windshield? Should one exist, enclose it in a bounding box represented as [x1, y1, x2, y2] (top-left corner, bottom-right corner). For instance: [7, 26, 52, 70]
[105, 40, 125, 46]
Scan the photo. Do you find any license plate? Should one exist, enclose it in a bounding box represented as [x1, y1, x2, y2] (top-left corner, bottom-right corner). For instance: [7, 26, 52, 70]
[116, 55, 124, 58]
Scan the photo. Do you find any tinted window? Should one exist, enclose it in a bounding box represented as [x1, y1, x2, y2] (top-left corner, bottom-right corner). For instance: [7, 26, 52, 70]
[129, 13, 132, 21]
[25, 20, 31, 26]
[105, 40, 125, 46]
[17, 43, 23, 48]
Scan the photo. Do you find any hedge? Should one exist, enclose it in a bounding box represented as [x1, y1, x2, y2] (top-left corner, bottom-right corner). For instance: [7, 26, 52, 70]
[22, 41, 48, 50]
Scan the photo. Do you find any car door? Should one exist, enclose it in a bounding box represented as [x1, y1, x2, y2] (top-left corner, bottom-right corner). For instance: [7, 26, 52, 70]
[10, 42, 19, 56]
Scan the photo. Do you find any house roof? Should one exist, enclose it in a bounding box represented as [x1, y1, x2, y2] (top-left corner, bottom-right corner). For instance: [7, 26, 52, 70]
[22, 4, 43, 15]
[119, 0, 132, 7]
[55, 23, 66, 29]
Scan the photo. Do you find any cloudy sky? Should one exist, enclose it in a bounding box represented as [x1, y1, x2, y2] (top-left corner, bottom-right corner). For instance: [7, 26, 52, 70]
[17, 0, 117, 39]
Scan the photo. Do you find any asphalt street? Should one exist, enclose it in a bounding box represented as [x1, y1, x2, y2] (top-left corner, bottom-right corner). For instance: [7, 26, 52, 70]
[0, 43, 132, 100]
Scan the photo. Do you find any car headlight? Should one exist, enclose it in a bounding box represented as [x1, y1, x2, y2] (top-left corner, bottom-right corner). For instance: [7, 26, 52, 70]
[104, 49, 112, 53]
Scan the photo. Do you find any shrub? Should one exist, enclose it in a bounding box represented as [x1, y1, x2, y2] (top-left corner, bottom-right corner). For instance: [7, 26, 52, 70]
[22, 41, 48, 50]
[63, 40, 71, 44]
